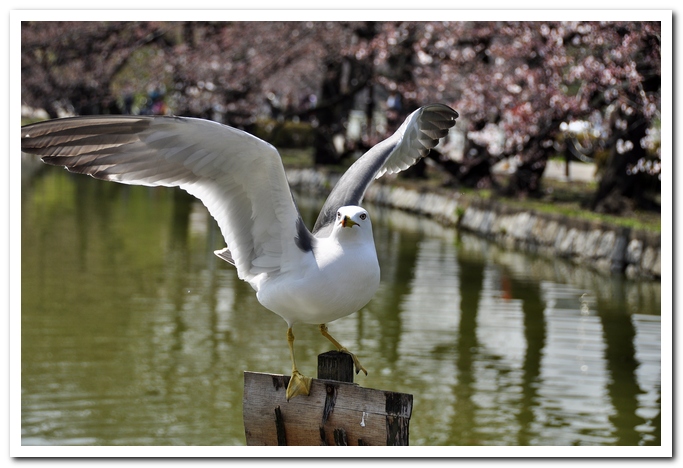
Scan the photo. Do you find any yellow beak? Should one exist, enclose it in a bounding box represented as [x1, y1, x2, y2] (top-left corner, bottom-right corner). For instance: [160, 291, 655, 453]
[341, 215, 358, 228]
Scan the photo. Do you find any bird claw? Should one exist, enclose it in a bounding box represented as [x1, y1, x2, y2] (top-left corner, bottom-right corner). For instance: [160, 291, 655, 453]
[286, 370, 312, 401]
[340, 347, 368, 376]
[318, 324, 368, 376]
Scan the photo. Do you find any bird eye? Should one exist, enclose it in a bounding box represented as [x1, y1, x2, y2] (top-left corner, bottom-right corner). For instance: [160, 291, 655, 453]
[360, 213, 367, 220]
[337, 212, 341, 219]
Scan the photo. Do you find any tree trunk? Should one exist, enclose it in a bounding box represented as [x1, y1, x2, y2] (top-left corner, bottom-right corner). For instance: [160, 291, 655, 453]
[427, 142, 495, 189]
[590, 108, 650, 214]
[504, 145, 547, 198]
[502, 119, 563, 198]
[313, 60, 346, 165]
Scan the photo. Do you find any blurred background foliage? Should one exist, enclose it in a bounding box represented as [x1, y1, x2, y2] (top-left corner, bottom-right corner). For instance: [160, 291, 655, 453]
[21, 21, 662, 216]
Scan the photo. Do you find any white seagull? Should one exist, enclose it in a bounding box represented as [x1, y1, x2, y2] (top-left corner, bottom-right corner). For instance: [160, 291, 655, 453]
[21, 103, 458, 400]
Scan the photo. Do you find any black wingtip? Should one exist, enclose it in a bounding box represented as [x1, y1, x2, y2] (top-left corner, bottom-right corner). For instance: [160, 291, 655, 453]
[294, 217, 315, 253]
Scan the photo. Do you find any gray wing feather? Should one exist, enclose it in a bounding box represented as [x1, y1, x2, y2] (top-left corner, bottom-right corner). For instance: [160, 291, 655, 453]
[312, 103, 458, 235]
[22, 115, 312, 283]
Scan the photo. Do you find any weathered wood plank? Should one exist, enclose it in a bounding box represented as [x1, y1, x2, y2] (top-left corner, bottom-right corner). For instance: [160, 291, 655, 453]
[317, 350, 355, 382]
[243, 371, 413, 446]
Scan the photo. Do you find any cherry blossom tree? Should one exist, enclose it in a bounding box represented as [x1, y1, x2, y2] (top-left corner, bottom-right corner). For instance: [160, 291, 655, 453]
[21, 21, 167, 117]
[21, 20, 661, 213]
[408, 21, 660, 211]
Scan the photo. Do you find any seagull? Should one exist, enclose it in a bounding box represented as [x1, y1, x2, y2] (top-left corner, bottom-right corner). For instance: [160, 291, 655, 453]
[21, 103, 458, 400]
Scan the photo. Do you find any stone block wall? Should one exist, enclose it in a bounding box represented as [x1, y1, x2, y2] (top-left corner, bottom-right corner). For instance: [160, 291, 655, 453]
[287, 168, 661, 280]
[459, 201, 661, 279]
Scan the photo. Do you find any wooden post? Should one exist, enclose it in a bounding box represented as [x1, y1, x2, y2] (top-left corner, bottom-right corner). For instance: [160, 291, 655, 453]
[243, 353, 413, 446]
[317, 350, 354, 383]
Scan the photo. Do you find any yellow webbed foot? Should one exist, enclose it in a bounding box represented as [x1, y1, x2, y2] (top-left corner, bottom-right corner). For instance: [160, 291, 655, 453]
[286, 370, 312, 401]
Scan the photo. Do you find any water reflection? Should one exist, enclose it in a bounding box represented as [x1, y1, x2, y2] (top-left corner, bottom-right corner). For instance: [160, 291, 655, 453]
[21, 167, 661, 446]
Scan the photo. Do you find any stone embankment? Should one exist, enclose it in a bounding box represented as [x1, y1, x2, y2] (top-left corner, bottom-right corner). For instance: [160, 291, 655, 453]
[287, 168, 661, 280]
[457, 200, 661, 280]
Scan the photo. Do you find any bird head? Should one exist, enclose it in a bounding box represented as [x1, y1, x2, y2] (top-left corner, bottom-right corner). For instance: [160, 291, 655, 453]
[334, 206, 373, 239]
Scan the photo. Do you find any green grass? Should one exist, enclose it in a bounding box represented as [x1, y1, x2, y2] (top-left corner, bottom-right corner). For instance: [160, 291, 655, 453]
[500, 197, 661, 232]
[448, 173, 660, 233]
[523, 178, 660, 232]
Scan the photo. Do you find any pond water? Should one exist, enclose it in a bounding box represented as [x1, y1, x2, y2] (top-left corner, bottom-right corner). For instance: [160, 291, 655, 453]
[20, 166, 662, 447]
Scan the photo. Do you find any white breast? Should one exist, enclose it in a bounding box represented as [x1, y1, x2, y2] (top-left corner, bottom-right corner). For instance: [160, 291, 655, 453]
[256, 236, 380, 326]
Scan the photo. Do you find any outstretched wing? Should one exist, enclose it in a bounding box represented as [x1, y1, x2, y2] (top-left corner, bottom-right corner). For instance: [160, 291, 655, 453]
[312, 104, 458, 236]
[21, 115, 310, 283]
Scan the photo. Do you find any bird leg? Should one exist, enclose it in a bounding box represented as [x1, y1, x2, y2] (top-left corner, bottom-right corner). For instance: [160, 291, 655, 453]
[285, 327, 311, 401]
[318, 324, 367, 376]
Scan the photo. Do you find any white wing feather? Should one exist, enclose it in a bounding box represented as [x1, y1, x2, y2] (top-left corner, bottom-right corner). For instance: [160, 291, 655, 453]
[21, 116, 302, 284]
